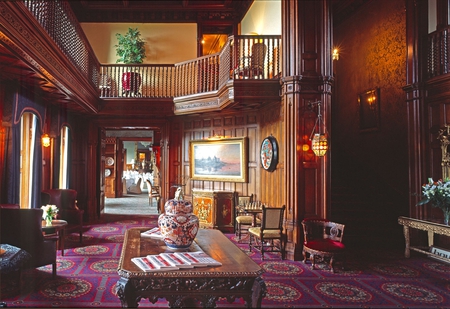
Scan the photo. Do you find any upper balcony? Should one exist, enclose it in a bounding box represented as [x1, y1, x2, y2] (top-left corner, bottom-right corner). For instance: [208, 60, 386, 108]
[0, 1, 281, 118]
[99, 35, 282, 116]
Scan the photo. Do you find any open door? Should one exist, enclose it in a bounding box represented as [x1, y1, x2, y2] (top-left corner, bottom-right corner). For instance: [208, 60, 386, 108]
[98, 129, 106, 217]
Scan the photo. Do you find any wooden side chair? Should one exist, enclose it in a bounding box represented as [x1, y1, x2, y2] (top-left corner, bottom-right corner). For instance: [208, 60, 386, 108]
[234, 194, 258, 241]
[145, 179, 161, 213]
[248, 205, 286, 260]
[301, 218, 346, 272]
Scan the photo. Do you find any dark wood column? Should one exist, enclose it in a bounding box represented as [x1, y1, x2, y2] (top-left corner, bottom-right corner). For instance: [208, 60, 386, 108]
[403, 0, 428, 219]
[281, 0, 333, 260]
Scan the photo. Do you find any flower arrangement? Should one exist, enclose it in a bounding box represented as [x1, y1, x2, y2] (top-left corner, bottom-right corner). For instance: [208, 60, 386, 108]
[41, 204, 58, 225]
[416, 178, 450, 225]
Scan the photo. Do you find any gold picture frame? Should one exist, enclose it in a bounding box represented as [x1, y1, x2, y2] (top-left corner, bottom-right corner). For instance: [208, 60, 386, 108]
[189, 137, 248, 182]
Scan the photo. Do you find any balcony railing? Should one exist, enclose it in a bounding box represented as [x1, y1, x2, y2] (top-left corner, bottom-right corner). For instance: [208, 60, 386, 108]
[99, 35, 281, 99]
[22, 0, 281, 102]
[428, 26, 450, 79]
[24, 0, 100, 90]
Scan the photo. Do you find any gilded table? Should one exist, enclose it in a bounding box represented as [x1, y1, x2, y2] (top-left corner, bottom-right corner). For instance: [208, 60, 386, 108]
[398, 216, 450, 263]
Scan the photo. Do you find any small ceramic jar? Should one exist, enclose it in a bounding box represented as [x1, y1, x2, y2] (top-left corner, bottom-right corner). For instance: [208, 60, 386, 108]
[158, 199, 199, 249]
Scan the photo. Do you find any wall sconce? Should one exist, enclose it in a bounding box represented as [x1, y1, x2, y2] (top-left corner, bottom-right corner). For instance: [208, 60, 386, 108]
[367, 92, 377, 111]
[308, 101, 328, 157]
[332, 48, 339, 61]
[42, 133, 51, 147]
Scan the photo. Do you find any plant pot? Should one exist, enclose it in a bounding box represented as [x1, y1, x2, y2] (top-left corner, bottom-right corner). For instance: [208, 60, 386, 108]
[121, 72, 142, 96]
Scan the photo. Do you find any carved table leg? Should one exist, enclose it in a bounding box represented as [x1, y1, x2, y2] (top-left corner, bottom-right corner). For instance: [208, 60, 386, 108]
[403, 225, 410, 258]
[115, 277, 139, 308]
[250, 276, 266, 308]
[427, 230, 434, 247]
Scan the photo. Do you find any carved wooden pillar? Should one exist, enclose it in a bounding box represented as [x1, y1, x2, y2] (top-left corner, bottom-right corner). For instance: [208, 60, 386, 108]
[86, 122, 100, 221]
[281, 0, 333, 260]
[403, 0, 428, 219]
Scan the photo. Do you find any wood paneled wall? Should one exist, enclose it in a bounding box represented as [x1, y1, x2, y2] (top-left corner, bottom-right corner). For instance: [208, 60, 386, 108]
[177, 104, 283, 207]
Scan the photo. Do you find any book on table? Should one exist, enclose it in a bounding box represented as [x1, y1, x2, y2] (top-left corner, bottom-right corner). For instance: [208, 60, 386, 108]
[146, 254, 179, 271]
[159, 252, 194, 268]
[131, 257, 160, 272]
[173, 251, 222, 267]
[131, 251, 221, 272]
[140, 227, 163, 239]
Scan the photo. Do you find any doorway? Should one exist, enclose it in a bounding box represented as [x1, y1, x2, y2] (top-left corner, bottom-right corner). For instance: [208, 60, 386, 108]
[102, 129, 161, 215]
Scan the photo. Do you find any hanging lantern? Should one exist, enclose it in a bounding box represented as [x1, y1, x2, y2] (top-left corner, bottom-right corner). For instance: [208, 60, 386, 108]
[308, 101, 329, 157]
[311, 133, 328, 156]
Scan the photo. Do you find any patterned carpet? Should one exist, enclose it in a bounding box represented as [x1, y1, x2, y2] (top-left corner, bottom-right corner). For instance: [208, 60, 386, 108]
[1, 208, 450, 308]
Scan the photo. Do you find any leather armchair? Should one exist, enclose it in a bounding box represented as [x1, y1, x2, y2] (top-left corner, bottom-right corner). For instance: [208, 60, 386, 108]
[0, 208, 57, 277]
[41, 189, 84, 243]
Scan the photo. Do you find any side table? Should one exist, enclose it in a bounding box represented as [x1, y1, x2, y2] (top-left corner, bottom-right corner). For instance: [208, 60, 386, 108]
[42, 219, 68, 256]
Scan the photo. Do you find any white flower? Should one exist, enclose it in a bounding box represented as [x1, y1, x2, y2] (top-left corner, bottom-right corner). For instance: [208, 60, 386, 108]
[41, 204, 59, 220]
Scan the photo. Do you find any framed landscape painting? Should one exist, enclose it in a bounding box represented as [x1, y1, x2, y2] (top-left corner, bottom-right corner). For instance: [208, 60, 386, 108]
[189, 137, 248, 182]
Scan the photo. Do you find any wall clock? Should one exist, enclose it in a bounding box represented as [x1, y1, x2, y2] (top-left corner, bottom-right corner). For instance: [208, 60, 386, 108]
[260, 135, 278, 172]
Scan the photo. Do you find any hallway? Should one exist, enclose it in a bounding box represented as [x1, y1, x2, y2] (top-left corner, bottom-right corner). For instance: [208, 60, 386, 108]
[104, 190, 159, 215]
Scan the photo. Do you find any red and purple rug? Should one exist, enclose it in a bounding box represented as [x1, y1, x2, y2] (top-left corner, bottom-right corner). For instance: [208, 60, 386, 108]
[1, 214, 449, 308]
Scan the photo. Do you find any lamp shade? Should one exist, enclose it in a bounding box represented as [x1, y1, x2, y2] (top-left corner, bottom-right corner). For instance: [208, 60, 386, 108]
[42, 133, 51, 147]
[311, 133, 328, 156]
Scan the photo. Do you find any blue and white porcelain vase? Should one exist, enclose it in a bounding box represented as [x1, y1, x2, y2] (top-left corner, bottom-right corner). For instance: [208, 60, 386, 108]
[158, 198, 199, 249]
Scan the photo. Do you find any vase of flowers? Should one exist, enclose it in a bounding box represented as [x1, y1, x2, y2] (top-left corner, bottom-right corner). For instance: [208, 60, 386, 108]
[41, 204, 59, 226]
[417, 178, 450, 225]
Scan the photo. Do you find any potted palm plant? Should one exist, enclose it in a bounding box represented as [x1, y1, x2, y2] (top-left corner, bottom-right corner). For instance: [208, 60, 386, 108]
[115, 27, 146, 96]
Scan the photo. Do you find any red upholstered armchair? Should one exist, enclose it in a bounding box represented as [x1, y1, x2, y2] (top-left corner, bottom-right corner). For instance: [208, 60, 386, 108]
[41, 189, 84, 243]
[0, 207, 58, 277]
[301, 218, 346, 273]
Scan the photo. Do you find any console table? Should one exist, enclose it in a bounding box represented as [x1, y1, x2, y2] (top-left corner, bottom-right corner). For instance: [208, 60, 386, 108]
[115, 228, 266, 308]
[398, 216, 450, 263]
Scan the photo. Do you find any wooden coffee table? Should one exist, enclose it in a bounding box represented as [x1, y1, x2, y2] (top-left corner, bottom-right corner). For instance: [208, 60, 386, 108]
[115, 228, 266, 308]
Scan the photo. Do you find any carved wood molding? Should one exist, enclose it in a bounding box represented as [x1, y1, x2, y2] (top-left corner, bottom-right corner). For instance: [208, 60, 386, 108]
[398, 216, 450, 236]
[173, 83, 233, 115]
[0, 2, 99, 114]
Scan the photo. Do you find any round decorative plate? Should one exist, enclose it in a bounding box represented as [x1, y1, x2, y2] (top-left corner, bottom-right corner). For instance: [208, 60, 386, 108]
[105, 168, 111, 177]
[106, 157, 114, 166]
[260, 135, 278, 172]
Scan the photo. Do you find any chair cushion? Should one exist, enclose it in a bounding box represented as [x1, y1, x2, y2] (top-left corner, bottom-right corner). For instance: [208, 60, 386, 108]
[248, 227, 281, 238]
[304, 239, 345, 252]
[236, 216, 253, 224]
[236, 216, 261, 224]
